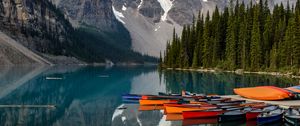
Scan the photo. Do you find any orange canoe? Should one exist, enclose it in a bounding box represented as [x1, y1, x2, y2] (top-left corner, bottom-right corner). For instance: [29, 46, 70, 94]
[138, 105, 165, 111]
[164, 106, 216, 114]
[139, 99, 178, 106]
[234, 86, 293, 101]
[166, 114, 183, 121]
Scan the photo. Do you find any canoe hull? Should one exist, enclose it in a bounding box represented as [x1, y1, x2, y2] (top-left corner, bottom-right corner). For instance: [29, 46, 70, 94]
[165, 106, 216, 114]
[246, 112, 261, 120]
[284, 115, 300, 126]
[257, 113, 283, 125]
[183, 110, 224, 119]
[139, 99, 177, 106]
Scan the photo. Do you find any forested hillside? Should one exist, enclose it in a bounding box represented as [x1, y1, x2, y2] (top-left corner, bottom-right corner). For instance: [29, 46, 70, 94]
[162, 0, 300, 72]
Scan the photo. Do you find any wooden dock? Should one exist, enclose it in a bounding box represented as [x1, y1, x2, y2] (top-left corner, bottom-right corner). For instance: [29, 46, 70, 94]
[222, 95, 300, 109]
[0, 105, 56, 108]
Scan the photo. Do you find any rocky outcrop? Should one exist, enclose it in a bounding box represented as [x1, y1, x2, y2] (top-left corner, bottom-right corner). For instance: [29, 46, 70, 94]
[138, 0, 164, 23]
[55, 0, 119, 32]
[0, 0, 79, 65]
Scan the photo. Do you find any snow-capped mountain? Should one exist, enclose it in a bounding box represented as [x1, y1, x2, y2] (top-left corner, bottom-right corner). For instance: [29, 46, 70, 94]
[52, 0, 296, 57]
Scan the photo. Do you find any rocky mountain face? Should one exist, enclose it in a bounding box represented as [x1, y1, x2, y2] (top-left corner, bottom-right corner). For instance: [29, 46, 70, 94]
[0, 0, 295, 65]
[0, 0, 155, 65]
[51, 0, 132, 48]
[0, 0, 82, 65]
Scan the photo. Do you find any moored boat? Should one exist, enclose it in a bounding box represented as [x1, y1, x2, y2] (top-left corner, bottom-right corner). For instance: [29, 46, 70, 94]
[166, 114, 183, 121]
[217, 107, 252, 122]
[164, 106, 217, 114]
[138, 105, 165, 111]
[182, 107, 244, 119]
[284, 108, 300, 126]
[139, 99, 178, 105]
[122, 94, 142, 100]
[246, 105, 278, 120]
[183, 109, 225, 119]
[257, 109, 284, 125]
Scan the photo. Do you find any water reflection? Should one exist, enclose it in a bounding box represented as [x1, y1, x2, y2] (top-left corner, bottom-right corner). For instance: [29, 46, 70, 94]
[0, 66, 298, 126]
[162, 70, 298, 95]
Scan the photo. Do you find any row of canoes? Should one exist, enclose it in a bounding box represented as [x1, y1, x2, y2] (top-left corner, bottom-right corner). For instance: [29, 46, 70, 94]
[122, 92, 300, 125]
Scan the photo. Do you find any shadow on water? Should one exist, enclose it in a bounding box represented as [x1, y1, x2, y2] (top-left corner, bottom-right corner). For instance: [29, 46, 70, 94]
[0, 66, 299, 126]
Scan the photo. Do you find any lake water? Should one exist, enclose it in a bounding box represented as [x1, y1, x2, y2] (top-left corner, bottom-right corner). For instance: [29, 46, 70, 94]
[0, 66, 298, 126]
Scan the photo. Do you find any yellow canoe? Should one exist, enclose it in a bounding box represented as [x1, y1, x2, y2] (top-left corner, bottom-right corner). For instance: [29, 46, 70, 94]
[164, 106, 216, 114]
[139, 99, 177, 106]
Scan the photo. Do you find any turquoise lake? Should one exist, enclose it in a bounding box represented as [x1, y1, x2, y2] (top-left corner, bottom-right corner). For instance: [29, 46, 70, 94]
[0, 66, 298, 126]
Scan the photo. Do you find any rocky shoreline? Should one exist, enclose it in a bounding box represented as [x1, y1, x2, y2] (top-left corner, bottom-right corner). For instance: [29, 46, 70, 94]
[165, 68, 300, 79]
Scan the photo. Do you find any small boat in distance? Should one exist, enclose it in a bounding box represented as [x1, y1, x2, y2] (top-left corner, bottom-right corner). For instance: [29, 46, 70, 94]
[98, 75, 110, 78]
[46, 77, 63, 80]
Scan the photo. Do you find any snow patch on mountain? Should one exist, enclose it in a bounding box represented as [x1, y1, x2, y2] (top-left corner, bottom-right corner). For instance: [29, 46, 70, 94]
[154, 26, 161, 31]
[112, 6, 126, 24]
[138, 0, 143, 9]
[157, 0, 173, 21]
[203, 0, 208, 2]
[122, 5, 127, 11]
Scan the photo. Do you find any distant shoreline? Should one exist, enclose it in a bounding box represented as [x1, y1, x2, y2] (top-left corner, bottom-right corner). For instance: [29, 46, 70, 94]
[163, 67, 300, 79]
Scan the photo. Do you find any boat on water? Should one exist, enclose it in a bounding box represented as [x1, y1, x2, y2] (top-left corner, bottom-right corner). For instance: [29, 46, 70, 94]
[165, 114, 183, 121]
[217, 107, 252, 122]
[183, 109, 225, 119]
[257, 108, 284, 125]
[246, 105, 278, 120]
[139, 99, 179, 105]
[182, 106, 246, 119]
[122, 94, 142, 100]
[164, 105, 217, 114]
[284, 108, 300, 126]
[138, 105, 165, 111]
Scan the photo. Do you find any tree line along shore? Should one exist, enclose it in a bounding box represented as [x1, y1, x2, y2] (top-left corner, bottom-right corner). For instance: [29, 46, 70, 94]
[160, 0, 300, 76]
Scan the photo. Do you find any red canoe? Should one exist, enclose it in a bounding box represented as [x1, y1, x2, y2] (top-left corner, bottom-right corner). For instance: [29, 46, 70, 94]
[246, 110, 261, 121]
[182, 109, 225, 119]
[246, 105, 278, 120]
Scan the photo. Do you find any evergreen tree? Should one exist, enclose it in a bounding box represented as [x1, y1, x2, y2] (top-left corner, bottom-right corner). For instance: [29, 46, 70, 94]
[161, 1, 300, 72]
[250, 5, 262, 70]
[225, 8, 236, 70]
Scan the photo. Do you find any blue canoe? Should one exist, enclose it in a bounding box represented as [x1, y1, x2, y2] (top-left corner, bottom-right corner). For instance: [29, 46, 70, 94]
[257, 109, 284, 125]
[122, 94, 142, 100]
